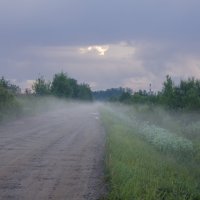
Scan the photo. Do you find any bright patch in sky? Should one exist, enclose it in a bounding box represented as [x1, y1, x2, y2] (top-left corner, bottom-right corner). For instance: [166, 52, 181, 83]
[18, 80, 35, 92]
[80, 45, 109, 56]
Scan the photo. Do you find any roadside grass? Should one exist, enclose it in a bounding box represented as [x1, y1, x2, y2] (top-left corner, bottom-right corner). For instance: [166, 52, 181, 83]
[0, 97, 21, 123]
[101, 108, 200, 200]
[0, 95, 65, 123]
[16, 95, 52, 116]
[0, 95, 46, 123]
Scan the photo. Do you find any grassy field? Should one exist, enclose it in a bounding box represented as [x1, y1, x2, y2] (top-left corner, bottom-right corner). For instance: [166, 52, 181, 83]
[101, 104, 200, 200]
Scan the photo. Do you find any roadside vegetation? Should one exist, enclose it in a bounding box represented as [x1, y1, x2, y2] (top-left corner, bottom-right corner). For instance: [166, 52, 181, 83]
[0, 72, 92, 122]
[101, 104, 200, 200]
[93, 87, 131, 101]
[97, 76, 200, 199]
[32, 72, 92, 100]
[0, 77, 21, 121]
[96, 75, 200, 111]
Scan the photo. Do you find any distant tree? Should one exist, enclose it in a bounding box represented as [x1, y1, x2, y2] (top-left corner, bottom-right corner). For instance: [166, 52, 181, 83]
[78, 83, 93, 100]
[119, 91, 132, 103]
[132, 90, 148, 104]
[157, 76, 200, 110]
[0, 84, 14, 108]
[0, 77, 9, 89]
[0, 77, 20, 117]
[8, 84, 21, 95]
[32, 76, 51, 96]
[161, 75, 175, 107]
[68, 78, 79, 98]
[92, 87, 127, 101]
[25, 88, 32, 95]
[179, 78, 200, 109]
[51, 72, 73, 97]
[0, 77, 21, 95]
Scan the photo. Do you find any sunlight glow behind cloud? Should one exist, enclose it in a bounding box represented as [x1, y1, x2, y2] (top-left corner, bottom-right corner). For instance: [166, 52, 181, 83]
[80, 45, 109, 56]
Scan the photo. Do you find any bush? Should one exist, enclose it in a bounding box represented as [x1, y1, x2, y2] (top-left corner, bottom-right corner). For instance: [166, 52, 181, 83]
[0, 81, 21, 122]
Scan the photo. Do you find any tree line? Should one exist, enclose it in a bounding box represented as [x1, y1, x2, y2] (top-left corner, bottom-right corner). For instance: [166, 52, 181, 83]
[92, 75, 200, 110]
[92, 87, 132, 101]
[0, 72, 92, 121]
[117, 75, 200, 110]
[0, 72, 93, 101]
[160, 75, 200, 110]
[32, 72, 92, 100]
[2, 73, 200, 113]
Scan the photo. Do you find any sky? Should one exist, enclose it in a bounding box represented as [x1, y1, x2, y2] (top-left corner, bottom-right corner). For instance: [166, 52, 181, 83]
[0, 0, 200, 91]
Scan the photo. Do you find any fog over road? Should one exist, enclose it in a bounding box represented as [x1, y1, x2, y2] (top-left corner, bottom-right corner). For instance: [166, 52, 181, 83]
[0, 103, 106, 200]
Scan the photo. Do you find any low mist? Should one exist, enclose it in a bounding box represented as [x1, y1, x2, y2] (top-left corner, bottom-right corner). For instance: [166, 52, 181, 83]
[102, 103, 200, 157]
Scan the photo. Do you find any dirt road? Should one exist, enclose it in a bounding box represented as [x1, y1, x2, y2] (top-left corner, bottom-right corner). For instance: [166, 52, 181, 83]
[0, 103, 106, 200]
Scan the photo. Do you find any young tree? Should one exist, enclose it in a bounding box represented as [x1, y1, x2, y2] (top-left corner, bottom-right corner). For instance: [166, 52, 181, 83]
[161, 75, 175, 107]
[77, 84, 93, 100]
[32, 76, 51, 96]
[119, 92, 132, 103]
[0, 77, 9, 88]
[92, 87, 126, 101]
[0, 84, 14, 109]
[0, 77, 21, 95]
[51, 72, 73, 97]
[69, 78, 79, 98]
[0, 77, 20, 117]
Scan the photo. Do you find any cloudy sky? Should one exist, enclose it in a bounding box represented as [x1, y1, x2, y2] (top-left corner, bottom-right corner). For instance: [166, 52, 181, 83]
[0, 0, 200, 91]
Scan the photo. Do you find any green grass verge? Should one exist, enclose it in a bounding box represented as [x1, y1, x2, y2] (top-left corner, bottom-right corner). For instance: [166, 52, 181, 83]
[101, 109, 200, 200]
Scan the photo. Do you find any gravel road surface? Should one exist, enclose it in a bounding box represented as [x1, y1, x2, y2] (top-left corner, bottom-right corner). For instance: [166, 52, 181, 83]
[0, 103, 106, 200]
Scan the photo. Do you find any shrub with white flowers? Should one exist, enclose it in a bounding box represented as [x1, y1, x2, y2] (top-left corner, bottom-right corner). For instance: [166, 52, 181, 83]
[139, 123, 193, 153]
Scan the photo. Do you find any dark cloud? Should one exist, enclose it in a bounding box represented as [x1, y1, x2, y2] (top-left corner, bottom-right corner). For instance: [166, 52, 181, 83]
[0, 0, 200, 46]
